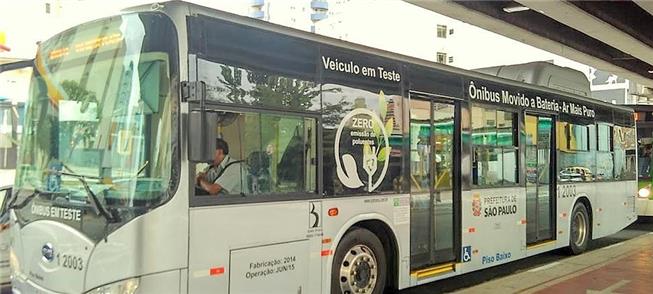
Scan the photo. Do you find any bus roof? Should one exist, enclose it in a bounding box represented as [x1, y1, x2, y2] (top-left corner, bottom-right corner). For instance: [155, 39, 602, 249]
[122, 1, 632, 114]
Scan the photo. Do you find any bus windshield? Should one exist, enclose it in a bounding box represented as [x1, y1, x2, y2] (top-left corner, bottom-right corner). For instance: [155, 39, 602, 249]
[11, 12, 177, 240]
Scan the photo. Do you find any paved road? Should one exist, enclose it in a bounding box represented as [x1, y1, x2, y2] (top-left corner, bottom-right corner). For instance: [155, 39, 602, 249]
[530, 240, 653, 294]
[397, 218, 653, 294]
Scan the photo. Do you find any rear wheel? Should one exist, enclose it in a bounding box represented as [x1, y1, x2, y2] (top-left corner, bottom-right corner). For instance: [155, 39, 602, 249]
[568, 202, 590, 255]
[331, 227, 387, 294]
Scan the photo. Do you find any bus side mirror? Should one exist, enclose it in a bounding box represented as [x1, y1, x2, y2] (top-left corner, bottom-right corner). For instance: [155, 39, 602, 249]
[189, 111, 217, 163]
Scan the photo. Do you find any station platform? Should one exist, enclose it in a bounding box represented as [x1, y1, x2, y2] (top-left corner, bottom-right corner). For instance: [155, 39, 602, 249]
[457, 231, 653, 294]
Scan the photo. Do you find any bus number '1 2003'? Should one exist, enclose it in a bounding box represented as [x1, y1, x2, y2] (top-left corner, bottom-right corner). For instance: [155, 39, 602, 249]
[57, 253, 84, 271]
[558, 185, 577, 198]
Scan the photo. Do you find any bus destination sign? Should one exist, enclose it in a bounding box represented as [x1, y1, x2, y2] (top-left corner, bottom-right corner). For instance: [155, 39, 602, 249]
[466, 80, 596, 118]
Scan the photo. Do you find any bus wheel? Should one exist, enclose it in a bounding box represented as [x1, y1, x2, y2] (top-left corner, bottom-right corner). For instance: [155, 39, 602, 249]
[568, 202, 590, 255]
[332, 227, 387, 294]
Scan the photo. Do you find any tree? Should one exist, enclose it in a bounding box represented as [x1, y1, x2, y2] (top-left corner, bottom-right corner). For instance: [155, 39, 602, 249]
[215, 65, 248, 104]
[322, 98, 352, 127]
[214, 65, 344, 112]
[60, 80, 99, 158]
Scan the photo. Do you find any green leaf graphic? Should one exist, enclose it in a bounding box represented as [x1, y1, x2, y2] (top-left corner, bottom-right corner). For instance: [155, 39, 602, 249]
[377, 147, 390, 162]
[363, 143, 372, 156]
[385, 117, 394, 135]
[372, 118, 382, 139]
[378, 90, 387, 119]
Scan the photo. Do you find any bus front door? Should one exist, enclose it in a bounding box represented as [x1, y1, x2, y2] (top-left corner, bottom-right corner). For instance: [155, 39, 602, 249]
[409, 95, 460, 270]
[525, 114, 555, 244]
[0, 60, 31, 187]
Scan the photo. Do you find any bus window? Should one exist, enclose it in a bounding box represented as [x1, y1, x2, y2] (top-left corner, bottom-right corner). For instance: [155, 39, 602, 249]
[595, 123, 614, 181]
[194, 111, 317, 197]
[198, 60, 322, 112]
[614, 125, 636, 180]
[321, 84, 404, 196]
[471, 105, 518, 187]
[557, 122, 595, 182]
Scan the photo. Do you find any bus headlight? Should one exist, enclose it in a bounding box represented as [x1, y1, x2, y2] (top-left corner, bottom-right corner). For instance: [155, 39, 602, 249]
[638, 187, 651, 198]
[86, 278, 140, 294]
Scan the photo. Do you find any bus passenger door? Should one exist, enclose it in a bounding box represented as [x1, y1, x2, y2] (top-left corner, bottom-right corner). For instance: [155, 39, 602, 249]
[0, 60, 32, 187]
[409, 94, 460, 270]
[525, 114, 555, 244]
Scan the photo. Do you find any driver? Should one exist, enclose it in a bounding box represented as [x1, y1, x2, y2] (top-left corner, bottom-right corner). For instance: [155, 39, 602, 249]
[196, 138, 246, 195]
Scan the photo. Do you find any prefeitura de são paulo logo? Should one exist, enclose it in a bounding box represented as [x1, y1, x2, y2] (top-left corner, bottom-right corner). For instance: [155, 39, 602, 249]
[335, 91, 393, 192]
[472, 193, 482, 217]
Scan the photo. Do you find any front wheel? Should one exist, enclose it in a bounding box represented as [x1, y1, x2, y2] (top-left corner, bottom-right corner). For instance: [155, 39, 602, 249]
[568, 202, 590, 255]
[331, 227, 387, 294]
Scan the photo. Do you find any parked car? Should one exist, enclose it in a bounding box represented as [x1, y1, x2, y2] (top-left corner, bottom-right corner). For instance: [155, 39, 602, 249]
[559, 166, 593, 182]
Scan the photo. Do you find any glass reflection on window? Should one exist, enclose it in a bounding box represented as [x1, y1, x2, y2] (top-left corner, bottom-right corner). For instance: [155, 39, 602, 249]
[502, 149, 518, 184]
[410, 100, 430, 193]
[471, 105, 517, 187]
[595, 152, 613, 181]
[195, 111, 317, 196]
[497, 110, 514, 146]
[433, 103, 454, 191]
[598, 124, 611, 151]
[322, 85, 403, 195]
[557, 121, 593, 182]
[614, 126, 636, 180]
[474, 147, 500, 186]
[198, 59, 321, 112]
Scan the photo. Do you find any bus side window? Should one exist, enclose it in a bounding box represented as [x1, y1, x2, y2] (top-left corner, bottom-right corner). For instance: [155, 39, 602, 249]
[556, 122, 596, 182]
[614, 125, 636, 180]
[471, 105, 518, 187]
[193, 111, 317, 198]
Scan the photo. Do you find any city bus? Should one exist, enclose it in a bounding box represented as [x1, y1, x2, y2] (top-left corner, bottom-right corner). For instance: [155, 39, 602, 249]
[0, 59, 31, 287]
[0, 101, 24, 187]
[629, 104, 653, 215]
[7, 1, 637, 293]
[0, 98, 19, 286]
[0, 59, 30, 187]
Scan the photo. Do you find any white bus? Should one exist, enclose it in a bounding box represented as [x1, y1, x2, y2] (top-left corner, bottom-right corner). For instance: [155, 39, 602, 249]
[0, 59, 30, 188]
[0, 59, 31, 287]
[0, 99, 17, 285]
[7, 2, 637, 293]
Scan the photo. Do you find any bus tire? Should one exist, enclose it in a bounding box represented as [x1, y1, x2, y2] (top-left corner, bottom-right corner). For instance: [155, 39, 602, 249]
[331, 227, 387, 294]
[568, 202, 590, 255]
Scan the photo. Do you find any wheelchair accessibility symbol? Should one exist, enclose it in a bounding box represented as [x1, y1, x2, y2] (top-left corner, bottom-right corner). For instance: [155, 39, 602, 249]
[462, 246, 472, 263]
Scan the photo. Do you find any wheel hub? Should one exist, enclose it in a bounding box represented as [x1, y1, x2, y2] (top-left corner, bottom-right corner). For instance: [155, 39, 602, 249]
[572, 210, 587, 247]
[339, 245, 378, 294]
[353, 257, 371, 287]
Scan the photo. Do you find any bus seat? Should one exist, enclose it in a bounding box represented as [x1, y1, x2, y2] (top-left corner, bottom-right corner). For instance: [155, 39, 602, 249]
[246, 151, 271, 194]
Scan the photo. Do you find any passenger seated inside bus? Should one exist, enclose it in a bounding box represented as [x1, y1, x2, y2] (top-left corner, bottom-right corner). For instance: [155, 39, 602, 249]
[194, 111, 316, 197]
[195, 138, 274, 196]
[196, 138, 249, 196]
